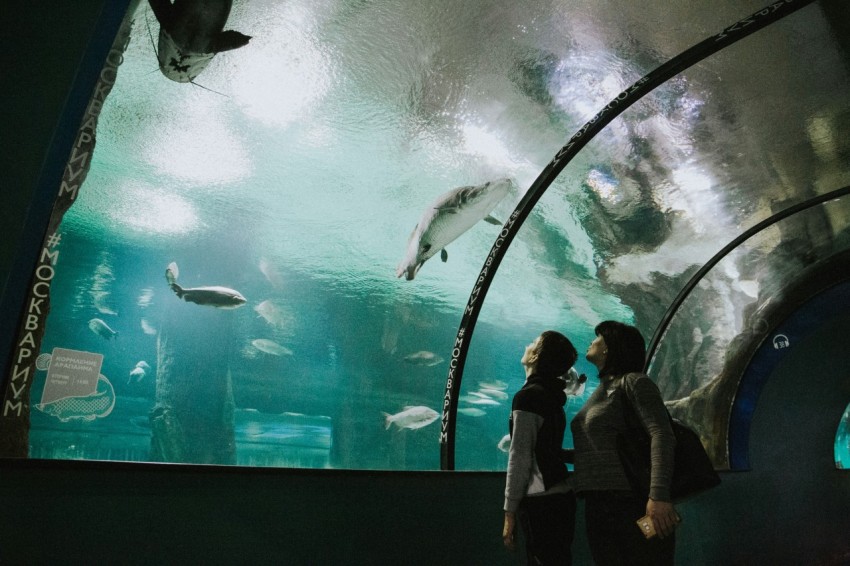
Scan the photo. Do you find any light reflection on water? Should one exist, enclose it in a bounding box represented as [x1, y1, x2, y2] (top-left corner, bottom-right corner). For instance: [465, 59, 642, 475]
[26, 0, 850, 470]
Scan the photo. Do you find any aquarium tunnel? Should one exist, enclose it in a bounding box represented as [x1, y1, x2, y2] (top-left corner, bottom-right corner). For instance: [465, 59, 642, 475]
[1, 0, 849, 563]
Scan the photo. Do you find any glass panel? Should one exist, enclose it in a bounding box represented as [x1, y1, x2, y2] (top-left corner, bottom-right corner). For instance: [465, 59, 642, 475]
[646, 195, 850, 468]
[2, 0, 849, 471]
[837, 403, 850, 469]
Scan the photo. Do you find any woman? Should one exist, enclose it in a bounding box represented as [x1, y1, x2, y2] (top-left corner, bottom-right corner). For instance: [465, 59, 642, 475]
[571, 321, 679, 565]
[502, 330, 578, 565]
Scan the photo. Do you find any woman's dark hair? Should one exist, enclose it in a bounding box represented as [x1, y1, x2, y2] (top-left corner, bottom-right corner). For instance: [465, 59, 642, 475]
[532, 330, 578, 379]
[595, 320, 646, 377]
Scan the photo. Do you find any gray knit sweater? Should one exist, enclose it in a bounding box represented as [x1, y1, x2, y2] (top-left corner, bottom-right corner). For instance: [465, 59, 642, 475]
[570, 372, 675, 501]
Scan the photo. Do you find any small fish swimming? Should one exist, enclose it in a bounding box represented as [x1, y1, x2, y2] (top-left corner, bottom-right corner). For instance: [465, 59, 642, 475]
[148, 0, 251, 83]
[383, 406, 439, 430]
[165, 262, 247, 309]
[474, 388, 509, 401]
[128, 367, 146, 384]
[403, 350, 444, 366]
[464, 397, 500, 406]
[259, 257, 284, 289]
[478, 379, 508, 391]
[497, 434, 511, 453]
[254, 300, 286, 327]
[458, 407, 486, 417]
[561, 367, 587, 396]
[136, 361, 152, 372]
[396, 178, 513, 280]
[140, 318, 157, 335]
[88, 318, 118, 340]
[251, 338, 293, 356]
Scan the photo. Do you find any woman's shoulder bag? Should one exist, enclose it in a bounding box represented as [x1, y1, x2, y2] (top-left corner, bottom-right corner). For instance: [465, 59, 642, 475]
[616, 378, 721, 502]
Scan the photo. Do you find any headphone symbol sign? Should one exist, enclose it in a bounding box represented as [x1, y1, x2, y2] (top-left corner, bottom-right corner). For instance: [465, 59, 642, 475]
[772, 334, 790, 350]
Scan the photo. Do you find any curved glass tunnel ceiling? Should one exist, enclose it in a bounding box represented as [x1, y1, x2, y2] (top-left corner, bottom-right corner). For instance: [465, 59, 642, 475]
[8, 0, 850, 470]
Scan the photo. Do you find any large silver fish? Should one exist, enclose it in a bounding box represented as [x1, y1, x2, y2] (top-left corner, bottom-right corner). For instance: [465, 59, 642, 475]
[382, 406, 439, 430]
[165, 262, 247, 309]
[148, 0, 251, 83]
[396, 178, 513, 280]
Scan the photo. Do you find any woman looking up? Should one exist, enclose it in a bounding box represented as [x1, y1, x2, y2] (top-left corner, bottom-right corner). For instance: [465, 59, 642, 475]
[571, 321, 679, 565]
[502, 330, 579, 565]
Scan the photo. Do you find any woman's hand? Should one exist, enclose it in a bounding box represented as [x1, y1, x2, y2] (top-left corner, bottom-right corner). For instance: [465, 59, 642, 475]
[646, 498, 680, 539]
[503, 511, 517, 551]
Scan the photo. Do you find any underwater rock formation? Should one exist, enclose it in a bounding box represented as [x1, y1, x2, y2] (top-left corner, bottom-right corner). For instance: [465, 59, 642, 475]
[150, 306, 236, 465]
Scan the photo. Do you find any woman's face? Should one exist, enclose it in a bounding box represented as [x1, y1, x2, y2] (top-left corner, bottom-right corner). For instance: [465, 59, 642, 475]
[586, 334, 607, 369]
[521, 335, 542, 367]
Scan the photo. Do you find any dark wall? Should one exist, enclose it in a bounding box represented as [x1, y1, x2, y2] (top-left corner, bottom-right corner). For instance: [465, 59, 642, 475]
[0, 0, 116, 367]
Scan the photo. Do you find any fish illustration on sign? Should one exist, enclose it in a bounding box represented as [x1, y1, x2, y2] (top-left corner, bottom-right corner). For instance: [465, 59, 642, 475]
[383, 406, 439, 430]
[88, 318, 118, 340]
[165, 262, 247, 309]
[36, 374, 116, 422]
[396, 178, 513, 280]
[148, 0, 251, 83]
[403, 351, 444, 366]
[251, 338, 293, 357]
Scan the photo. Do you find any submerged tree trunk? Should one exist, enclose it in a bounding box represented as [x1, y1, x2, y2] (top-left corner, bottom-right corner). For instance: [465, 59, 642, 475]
[150, 305, 236, 465]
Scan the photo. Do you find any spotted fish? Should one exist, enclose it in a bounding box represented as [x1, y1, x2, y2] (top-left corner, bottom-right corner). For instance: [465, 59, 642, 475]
[397, 178, 513, 280]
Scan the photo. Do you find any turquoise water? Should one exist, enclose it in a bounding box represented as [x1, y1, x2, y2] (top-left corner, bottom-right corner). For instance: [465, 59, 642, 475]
[25, 0, 850, 470]
[30, 0, 633, 470]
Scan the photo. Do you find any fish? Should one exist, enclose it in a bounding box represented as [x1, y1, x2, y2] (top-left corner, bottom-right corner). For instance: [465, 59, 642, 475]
[254, 300, 286, 327]
[136, 361, 152, 372]
[382, 406, 439, 430]
[561, 367, 587, 396]
[458, 407, 486, 417]
[148, 0, 251, 83]
[88, 318, 118, 340]
[140, 318, 157, 335]
[35, 375, 115, 422]
[137, 288, 154, 308]
[403, 350, 444, 366]
[478, 379, 508, 391]
[128, 367, 146, 384]
[497, 434, 511, 453]
[475, 388, 509, 401]
[464, 397, 500, 406]
[259, 257, 284, 289]
[165, 262, 247, 309]
[396, 178, 513, 280]
[251, 338, 293, 356]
